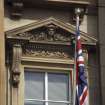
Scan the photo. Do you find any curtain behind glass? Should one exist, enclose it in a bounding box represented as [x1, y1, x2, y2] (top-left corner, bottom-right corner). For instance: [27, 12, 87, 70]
[25, 71, 45, 100]
[48, 73, 69, 101]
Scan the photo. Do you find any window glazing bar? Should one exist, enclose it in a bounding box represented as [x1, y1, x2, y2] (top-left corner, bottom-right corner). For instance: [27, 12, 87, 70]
[45, 72, 48, 105]
[25, 99, 71, 104]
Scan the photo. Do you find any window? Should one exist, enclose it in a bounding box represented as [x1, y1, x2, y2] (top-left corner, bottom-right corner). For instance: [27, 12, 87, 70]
[24, 68, 72, 105]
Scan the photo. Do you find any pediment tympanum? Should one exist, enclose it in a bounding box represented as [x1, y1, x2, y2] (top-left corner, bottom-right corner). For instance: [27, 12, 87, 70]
[6, 17, 97, 45]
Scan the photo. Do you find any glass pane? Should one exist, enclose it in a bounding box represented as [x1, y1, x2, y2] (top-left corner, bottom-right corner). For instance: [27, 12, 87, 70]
[48, 102, 69, 105]
[25, 101, 44, 105]
[25, 71, 45, 99]
[48, 73, 69, 101]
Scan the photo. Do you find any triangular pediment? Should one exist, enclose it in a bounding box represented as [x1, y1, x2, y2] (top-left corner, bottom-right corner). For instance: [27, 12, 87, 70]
[6, 17, 97, 45]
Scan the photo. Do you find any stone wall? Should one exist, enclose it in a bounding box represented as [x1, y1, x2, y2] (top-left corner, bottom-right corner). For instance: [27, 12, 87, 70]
[88, 51, 101, 105]
[98, 0, 105, 104]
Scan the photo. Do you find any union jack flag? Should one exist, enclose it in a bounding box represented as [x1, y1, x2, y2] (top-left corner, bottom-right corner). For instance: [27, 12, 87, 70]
[75, 16, 88, 105]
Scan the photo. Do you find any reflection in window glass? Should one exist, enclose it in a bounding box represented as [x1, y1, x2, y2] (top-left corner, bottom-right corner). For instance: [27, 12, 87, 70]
[48, 73, 69, 101]
[25, 72, 45, 100]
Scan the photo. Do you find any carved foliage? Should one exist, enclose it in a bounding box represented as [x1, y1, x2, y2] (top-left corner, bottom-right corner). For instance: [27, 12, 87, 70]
[12, 44, 22, 87]
[10, 24, 73, 43]
[23, 43, 74, 59]
[24, 49, 71, 59]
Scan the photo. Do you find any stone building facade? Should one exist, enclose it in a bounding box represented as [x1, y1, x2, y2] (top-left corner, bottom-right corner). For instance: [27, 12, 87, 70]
[0, 0, 105, 105]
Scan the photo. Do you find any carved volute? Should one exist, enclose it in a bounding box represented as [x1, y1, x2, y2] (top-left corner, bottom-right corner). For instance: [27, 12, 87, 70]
[12, 44, 22, 88]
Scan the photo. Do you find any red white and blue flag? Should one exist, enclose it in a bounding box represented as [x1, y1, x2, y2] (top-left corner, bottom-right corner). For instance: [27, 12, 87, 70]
[75, 16, 88, 105]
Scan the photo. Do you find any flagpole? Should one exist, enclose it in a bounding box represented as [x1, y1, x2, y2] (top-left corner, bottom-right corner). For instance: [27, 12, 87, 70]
[73, 8, 82, 105]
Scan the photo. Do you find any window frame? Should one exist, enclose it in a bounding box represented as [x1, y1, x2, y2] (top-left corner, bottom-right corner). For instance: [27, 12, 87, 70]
[18, 63, 74, 105]
[24, 68, 72, 105]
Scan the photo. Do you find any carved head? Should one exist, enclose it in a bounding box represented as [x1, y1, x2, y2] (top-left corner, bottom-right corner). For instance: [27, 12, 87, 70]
[47, 24, 56, 36]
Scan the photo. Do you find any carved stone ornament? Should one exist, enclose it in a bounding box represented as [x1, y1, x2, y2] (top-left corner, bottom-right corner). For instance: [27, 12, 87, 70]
[10, 24, 72, 43]
[12, 44, 22, 88]
[23, 49, 73, 59]
[6, 18, 97, 46]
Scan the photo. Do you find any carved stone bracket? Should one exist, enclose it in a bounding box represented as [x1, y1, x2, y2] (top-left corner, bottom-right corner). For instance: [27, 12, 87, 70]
[12, 44, 22, 88]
